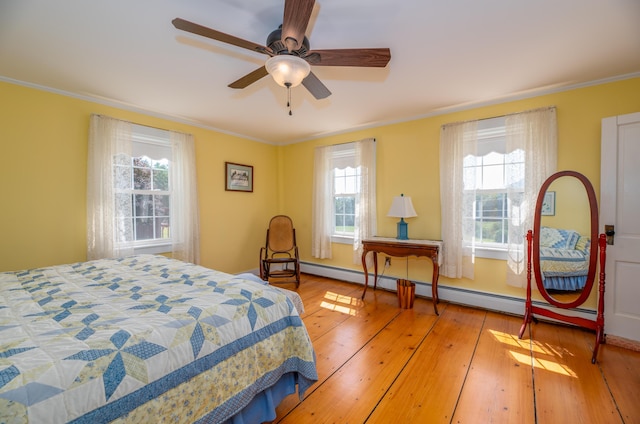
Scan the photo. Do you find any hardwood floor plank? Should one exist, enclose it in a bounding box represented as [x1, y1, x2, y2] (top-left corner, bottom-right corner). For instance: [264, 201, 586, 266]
[529, 322, 622, 423]
[452, 312, 535, 424]
[598, 343, 640, 424]
[367, 304, 486, 423]
[279, 298, 438, 423]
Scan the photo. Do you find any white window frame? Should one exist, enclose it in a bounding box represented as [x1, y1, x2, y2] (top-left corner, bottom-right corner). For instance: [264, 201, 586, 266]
[121, 125, 173, 254]
[463, 118, 525, 260]
[330, 146, 360, 244]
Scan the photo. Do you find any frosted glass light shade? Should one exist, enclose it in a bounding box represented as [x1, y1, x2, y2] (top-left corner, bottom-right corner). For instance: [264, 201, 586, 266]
[265, 55, 311, 88]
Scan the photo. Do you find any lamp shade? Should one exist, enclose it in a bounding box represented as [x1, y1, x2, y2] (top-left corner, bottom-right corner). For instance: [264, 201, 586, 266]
[265, 55, 311, 88]
[387, 194, 417, 218]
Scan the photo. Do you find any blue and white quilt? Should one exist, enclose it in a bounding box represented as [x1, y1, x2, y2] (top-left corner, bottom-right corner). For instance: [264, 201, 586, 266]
[0, 255, 317, 423]
[539, 227, 591, 291]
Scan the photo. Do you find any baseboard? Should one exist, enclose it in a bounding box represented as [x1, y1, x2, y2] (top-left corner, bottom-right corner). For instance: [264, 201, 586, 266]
[299, 261, 597, 321]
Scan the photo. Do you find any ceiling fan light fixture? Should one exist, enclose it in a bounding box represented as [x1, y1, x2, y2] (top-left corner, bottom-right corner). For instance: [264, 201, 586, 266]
[265, 55, 311, 88]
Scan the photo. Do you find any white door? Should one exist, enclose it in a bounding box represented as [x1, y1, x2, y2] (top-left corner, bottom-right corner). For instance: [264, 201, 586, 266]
[601, 112, 640, 342]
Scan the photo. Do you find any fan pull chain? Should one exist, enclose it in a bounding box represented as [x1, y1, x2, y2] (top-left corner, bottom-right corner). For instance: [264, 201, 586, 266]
[285, 82, 293, 116]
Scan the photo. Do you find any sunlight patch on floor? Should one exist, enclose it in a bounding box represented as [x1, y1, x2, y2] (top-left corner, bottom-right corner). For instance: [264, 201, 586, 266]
[320, 291, 359, 315]
[489, 329, 544, 354]
[509, 350, 577, 377]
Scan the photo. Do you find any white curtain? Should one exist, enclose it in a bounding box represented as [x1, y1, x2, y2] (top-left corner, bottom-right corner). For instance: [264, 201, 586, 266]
[169, 131, 200, 264]
[440, 121, 478, 279]
[505, 107, 557, 287]
[439, 107, 557, 284]
[352, 139, 377, 263]
[87, 115, 200, 263]
[311, 145, 334, 259]
[311, 138, 377, 263]
[87, 115, 134, 260]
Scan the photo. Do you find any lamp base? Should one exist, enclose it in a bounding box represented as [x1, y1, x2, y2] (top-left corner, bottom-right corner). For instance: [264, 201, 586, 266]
[396, 218, 409, 240]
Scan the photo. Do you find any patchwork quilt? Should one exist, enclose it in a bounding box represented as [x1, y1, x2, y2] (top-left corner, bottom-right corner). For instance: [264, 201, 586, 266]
[539, 227, 591, 290]
[0, 255, 317, 423]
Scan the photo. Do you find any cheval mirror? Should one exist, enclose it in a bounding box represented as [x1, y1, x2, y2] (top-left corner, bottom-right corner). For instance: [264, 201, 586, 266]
[518, 170, 607, 363]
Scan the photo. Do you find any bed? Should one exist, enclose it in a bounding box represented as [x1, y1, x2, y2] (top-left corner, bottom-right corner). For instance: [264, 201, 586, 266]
[0, 254, 317, 423]
[539, 226, 591, 291]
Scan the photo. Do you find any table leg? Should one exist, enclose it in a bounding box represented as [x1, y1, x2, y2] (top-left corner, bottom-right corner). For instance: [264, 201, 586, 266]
[361, 250, 378, 299]
[431, 259, 440, 315]
[361, 249, 369, 299]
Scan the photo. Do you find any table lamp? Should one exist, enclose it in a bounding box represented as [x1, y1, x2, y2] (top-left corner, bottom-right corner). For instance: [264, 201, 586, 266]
[387, 194, 417, 240]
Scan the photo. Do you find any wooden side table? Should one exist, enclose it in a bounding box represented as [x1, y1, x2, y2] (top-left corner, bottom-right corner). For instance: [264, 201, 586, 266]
[361, 237, 444, 314]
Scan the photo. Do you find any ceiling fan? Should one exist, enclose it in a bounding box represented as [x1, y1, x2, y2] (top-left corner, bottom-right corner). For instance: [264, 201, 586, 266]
[172, 0, 391, 101]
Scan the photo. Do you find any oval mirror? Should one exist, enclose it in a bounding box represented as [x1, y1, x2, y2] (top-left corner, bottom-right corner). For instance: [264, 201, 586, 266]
[532, 171, 599, 309]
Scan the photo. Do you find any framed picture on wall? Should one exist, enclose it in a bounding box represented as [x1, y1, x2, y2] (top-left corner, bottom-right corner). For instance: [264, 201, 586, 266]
[225, 162, 253, 192]
[541, 191, 555, 216]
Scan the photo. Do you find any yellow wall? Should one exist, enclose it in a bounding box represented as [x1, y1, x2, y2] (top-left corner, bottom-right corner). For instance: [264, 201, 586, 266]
[280, 77, 640, 306]
[0, 81, 279, 273]
[2, 77, 639, 309]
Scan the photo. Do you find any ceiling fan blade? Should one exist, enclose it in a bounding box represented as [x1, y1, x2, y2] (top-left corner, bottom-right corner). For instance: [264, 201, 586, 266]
[172, 18, 271, 55]
[282, 0, 315, 52]
[306, 48, 391, 67]
[228, 66, 269, 89]
[302, 72, 331, 99]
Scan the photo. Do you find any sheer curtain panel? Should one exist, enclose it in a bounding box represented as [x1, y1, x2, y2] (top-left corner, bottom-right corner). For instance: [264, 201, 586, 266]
[87, 115, 134, 260]
[439, 107, 557, 285]
[505, 107, 557, 287]
[169, 131, 200, 263]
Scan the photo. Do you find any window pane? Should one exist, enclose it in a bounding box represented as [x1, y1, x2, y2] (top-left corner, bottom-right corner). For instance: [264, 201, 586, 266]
[155, 217, 170, 239]
[463, 166, 482, 190]
[344, 175, 357, 193]
[133, 157, 151, 168]
[133, 167, 151, 190]
[482, 164, 504, 189]
[335, 215, 345, 229]
[154, 195, 170, 216]
[135, 217, 154, 240]
[481, 219, 505, 243]
[335, 197, 345, 213]
[345, 215, 355, 227]
[344, 197, 355, 214]
[153, 169, 169, 191]
[135, 194, 153, 217]
[483, 151, 503, 165]
[334, 176, 346, 194]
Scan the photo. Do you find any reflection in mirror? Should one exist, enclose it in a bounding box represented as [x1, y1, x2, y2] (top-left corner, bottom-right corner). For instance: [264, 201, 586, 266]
[537, 176, 592, 305]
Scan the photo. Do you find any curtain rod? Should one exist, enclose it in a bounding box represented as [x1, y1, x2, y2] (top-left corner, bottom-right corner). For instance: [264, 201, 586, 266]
[441, 106, 556, 128]
[92, 114, 193, 136]
[318, 138, 377, 148]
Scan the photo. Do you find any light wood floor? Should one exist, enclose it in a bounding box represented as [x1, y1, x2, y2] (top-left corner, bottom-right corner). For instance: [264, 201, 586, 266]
[272, 274, 640, 424]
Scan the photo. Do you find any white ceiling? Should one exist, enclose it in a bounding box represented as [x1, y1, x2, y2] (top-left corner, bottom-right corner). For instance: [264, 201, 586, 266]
[1, 0, 639, 144]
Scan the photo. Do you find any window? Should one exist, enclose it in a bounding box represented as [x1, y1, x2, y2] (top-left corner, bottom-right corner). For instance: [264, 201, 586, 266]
[462, 121, 525, 257]
[311, 138, 376, 261]
[439, 107, 557, 283]
[112, 126, 173, 253]
[333, 166, 361, 237]
[88, 114, 199, 263]
[331, 146, 364, 243]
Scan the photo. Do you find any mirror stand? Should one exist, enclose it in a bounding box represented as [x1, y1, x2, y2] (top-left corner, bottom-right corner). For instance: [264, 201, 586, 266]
[517, 170, 607, 364]
[519, 231, 607, 363]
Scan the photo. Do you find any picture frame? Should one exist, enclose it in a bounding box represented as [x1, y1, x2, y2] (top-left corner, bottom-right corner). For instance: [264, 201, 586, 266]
[225, 162, 253, 192]
[541, 191, 555, 216]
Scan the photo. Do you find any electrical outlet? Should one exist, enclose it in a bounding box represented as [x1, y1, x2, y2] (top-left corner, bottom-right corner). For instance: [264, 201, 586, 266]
[385, 257, 391, 267]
